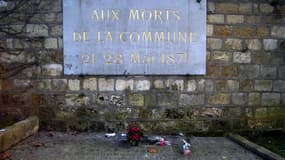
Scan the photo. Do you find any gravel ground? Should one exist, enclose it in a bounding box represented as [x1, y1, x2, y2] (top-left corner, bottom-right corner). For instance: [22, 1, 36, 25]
[6, 132, 263, 160]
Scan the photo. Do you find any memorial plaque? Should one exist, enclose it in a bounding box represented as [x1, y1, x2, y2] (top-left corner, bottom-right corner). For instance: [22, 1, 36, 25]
[63, 0, 207, 75]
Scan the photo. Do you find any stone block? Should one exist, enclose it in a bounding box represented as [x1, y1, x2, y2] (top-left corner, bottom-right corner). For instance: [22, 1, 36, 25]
[207, 14, 224, 24]
[232, 93, 247, 105]
[255, 80, 272, 91]
[212, 51, 232, 62]
[247, 16, 261, 24]
[239, 3, 252, 13]
[247, 39, 262, 50]
[264, 39, 278, 50]
[68, 79, 80, 91]
[207, 24, 213, 36]
[166, 79, 184, 91]
[271, 26, 285, 38]
[179, 94, 205, 106]
[279, 65, 285, 79]
[225, 39, 243, 50]
[44, 38, 58, 49]
[205, 80, 214, 92]
[157, 93, 177, 107]
[207, 2, 215, 13]
[207, 38, 222, 49]
[273, 80, 285, 92]
[207, 64, 220, 77]
[239, 65, 259, 79]
[262, 93, 280, 106]
[26, 24, 48, 37]
[233, 52, 251, 63]
[257, 26, 269, 37]
[227, 15, 244, 24]
[153, 80, 164, 89]
[99, 78, 114, 91]
[192, 107, 223, 119]
[128, 94, 144, 106]
[115, 79, 134, 91]
[51, 25, 62, 36]
[208, 93, 231, 105]
[65, 94, 90, 106]
[234, 26, 255, 37]
[248, 93, 260, 106]
[221, 66, 238, 78]
[260, 66, 277, 79]
[36, 79, 51, 90]
[197, 79, 205, 92]
[187, 80, 196, 92]
[41, 64, 62, 76]
[216, 3, 239, 13]
[135, 80, 150, 91]
[215, 80, 239, 92]
[260, 3, 274, 13]
[214, 25, 232, 36]
[83, 78, 97, 91]
[51, 79, 68, 91]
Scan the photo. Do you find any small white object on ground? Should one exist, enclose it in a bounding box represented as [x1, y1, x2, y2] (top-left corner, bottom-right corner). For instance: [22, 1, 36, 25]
[104, 133, 116, 137]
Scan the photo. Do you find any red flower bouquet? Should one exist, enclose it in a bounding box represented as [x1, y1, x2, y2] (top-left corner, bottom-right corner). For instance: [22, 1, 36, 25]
[127, 125, 143, 146]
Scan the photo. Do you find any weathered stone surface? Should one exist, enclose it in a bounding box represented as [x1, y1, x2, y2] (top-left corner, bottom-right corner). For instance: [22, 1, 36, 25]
[262, 93, 280, 106]
[239, 3, 252, 13]
[255, 80, 272, 91]
[44, 38, 58, 49]
[128, 94, 144, 106]
[193, 107, 223, 118]
[207, 2, 215, 13]
[235, 26, 255, 37]
[68, 79, 80, 91]
[135, 80, 150, 91]
[179, 94, 205, 106]
[260, 66, 277, 79]
[271, 26, 285, 38]
[207, 38, 222, 49]
[260, 3, 274, 13]
[51, 25, 62, 36]
[166, 80, 184, 91]
[157, 93, 177, 107]
[233, 52, 251, 63]
[239, 65, 259, 79]
[99, 78, 114, 91]
[187, 80, 196, 92]
[36, 80, 51, 90]
[248, 93, 260, 106]
[65, 94, 90, 106]
[83, 78, 97, 91]
[216, 3, 239, 13]
[41, 64, 62, 76]
[51, 79, 67, 91]
[207, 14, 224, 24]
[205, 80, 214, 92]
[153, 80, 164, 89]
[264, 39, 278, 50]
[215, 80, 239, 92]
[225, 39, 243, 50]
[247, 16, 261, 24]
[221, 66, 238, 78]
[115, 79, 134, 91]
[214, 25, 232, 36]
[207, 64, 220, 77]
[257, 26, 269, 37]
[0, 52, 26, 63]
[227, 15, 244, 24]
[273, 80, 285, 92]
[232, 93, 247, 105]
[212, 51, 232, 62]
[247, 39, 262, 50]
[208, 93, 231, 105]
[0, 79, 2, 90]
[26, 24, 48, 37]
[279, 66, 285, 79]
[207, 24, 213, 36]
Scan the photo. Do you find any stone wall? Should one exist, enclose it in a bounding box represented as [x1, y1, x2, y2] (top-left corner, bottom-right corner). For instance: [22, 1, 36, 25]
[0, 0, 284, 133]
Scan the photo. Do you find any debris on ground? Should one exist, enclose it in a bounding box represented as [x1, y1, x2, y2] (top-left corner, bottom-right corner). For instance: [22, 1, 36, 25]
[182, 139, 191, 156]
[104, 133, 116, 138]
[0, 151, 12, 160]
[147, 147, 158, 153]
[33, 142, 45, 148]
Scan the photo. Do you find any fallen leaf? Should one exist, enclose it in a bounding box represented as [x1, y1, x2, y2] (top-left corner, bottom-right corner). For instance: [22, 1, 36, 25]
[33, 142, 44, 148]
[0, 151, 12, 160]
[147, 147, 158, 153]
